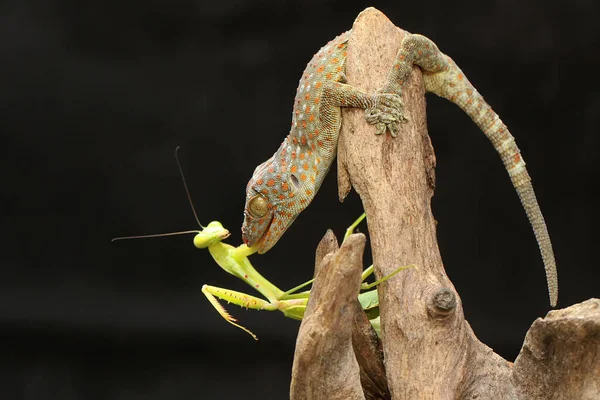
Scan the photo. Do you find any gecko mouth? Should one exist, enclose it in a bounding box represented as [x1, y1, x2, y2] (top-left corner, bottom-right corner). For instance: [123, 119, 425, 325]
[255, 214, 277, 254]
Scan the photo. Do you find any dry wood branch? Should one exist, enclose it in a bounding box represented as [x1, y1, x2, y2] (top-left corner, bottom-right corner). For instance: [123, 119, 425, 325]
[338, 9, 515, 398]
[306, 230, 391, 400]
[513, 298, 600, 399]
[290, 234, 367, 400]
[290, 7, 599, 399]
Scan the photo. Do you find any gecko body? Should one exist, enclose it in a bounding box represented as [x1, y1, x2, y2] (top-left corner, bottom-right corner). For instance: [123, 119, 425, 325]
[241, 32, 402, 251]
[241, 31, 558, 306]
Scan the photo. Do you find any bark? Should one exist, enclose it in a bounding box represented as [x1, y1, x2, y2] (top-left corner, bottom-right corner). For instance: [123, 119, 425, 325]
[290, 7, 599, 400]
[512, 298, 600, 400]
[289, 233, 367, 400]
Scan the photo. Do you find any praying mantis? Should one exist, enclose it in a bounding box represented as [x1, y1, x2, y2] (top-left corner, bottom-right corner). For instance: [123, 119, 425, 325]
[113, 150, 413, 340]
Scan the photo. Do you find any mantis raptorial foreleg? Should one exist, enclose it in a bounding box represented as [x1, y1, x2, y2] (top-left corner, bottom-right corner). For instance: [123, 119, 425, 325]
[202, 284, 307, 341]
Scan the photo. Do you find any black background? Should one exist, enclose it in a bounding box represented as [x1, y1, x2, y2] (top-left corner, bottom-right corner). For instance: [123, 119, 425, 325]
[2, 0, 599, 398]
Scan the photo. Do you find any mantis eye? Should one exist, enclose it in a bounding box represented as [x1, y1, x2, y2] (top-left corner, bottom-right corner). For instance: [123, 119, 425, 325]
[248, 195, 268, 218]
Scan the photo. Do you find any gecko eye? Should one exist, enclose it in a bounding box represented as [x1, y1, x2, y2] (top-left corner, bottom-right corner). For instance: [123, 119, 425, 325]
[248, 195, 268, 218]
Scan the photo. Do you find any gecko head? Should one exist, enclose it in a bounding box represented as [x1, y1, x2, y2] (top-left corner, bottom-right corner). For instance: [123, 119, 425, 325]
[241, 158, 302, 254]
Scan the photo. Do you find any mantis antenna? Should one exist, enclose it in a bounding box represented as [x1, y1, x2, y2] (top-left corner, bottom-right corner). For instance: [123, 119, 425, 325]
[112, 146, 205, 242]
[175, 146, 204, 229]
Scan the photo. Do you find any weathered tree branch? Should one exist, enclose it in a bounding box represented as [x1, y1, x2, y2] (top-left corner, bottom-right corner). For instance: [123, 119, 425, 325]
[290, 7, 599, 400]
[513, 298, 600, 399]
[290, 233, 367, 400]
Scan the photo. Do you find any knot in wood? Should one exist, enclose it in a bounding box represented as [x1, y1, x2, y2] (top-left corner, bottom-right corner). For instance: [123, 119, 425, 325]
[427, 288, 457, 319]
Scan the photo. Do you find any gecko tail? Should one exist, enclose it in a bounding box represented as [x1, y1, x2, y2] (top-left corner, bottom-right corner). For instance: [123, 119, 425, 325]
[515, 182, 558, 307]
[426, 59, 558, 307]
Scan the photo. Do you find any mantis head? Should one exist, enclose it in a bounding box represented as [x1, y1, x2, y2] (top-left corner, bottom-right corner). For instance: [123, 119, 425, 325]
[193, 221, 230, 249]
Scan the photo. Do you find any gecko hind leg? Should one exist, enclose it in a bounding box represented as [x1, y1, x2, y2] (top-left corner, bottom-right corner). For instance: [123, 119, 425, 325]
[374, 33, 450, 130]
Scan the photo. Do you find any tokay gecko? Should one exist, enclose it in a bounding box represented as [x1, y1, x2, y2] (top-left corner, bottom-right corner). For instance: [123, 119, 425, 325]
[240, 29, 558, 306]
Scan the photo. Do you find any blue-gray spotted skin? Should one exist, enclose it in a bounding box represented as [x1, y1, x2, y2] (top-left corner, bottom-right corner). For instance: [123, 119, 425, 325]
[241, 31, 557, 307]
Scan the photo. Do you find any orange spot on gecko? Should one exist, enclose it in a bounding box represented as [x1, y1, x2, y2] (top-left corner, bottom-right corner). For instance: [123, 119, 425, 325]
[287, 202, 295, 208]
[267, 179, 275, 187]
[299, 152, 305, 160]
[261, 189, 268, 195]
[342, 51, 347, 57]
[331, 57, 339, 64]
[291, 165, 297, 173]
[326, 73, 332, 79]
[278, 194, 285, 200]
[291, 152, 297, 160]
[311, 143, 316, 150]
[292, 136, 298, 145]
[300, 173, 307, 181]
[271, 189, 278, 194]
[256, 178, 263, 185]
[513, 153, 521, 163]
[302, 120, 307, 128]
[317, 66, 325, 73]
[282, 182, 289, 191]
[288, 192, 294, 198]
[336, 66, 342, 72]
[314, 97, 320, 104]
[314, 129, 319, 136]
[305, 93, 310, 100]
[315, 81, 322, 89]
[309, 114, 315, 122]
[303, 162, 309, 170]
[268, 167, 274, 173]
[306, 189, 313, 196]
[301, 135, 307, 145]
[457, 73, 464, 81]
[310, 176, 315, 183]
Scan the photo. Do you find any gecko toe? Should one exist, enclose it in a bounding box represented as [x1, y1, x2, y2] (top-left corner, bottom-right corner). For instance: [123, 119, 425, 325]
[365, 91, 408, 137]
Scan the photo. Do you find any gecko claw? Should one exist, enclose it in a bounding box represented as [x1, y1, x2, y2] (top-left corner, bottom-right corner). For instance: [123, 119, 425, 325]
[365, 92, 407, 136]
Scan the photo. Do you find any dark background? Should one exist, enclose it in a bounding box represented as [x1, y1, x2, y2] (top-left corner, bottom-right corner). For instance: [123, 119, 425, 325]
[2, 0, 598, 398]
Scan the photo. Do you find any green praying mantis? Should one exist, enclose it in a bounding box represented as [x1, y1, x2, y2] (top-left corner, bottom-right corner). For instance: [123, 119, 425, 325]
[113, 149, 414, 340]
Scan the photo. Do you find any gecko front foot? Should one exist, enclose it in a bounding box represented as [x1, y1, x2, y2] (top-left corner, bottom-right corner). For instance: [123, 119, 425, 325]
[365, 93, 407, 137]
